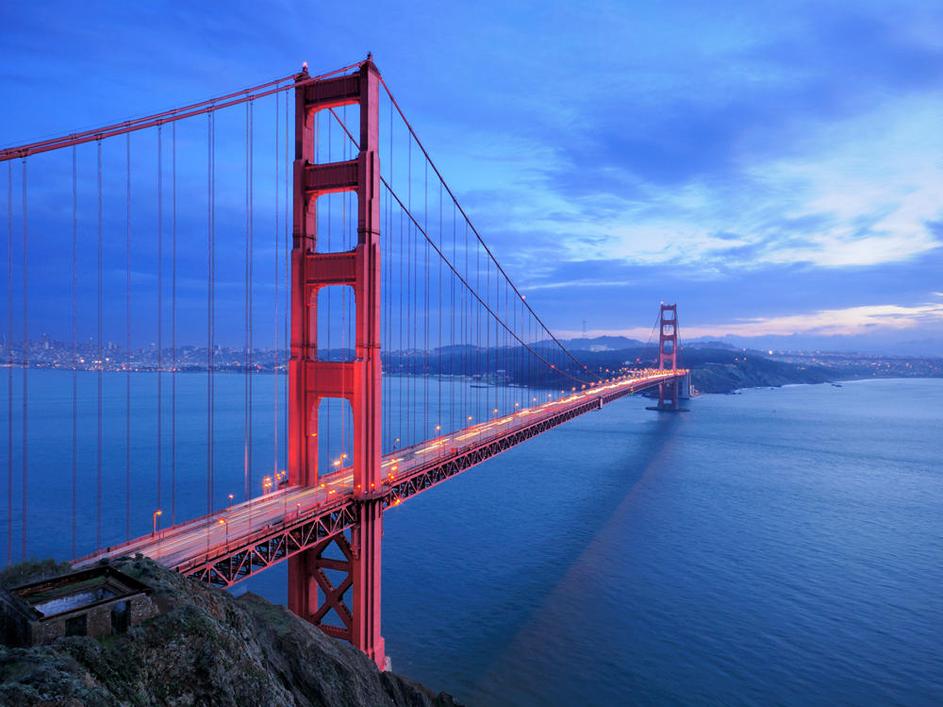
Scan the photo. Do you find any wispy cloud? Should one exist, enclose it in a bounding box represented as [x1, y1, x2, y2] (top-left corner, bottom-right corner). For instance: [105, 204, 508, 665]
[477, 91, 943, 272]
[562, 300, 943, 340]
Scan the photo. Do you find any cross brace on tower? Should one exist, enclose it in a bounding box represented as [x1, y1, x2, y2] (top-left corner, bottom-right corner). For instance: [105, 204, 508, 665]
[286, 59, 386, 669]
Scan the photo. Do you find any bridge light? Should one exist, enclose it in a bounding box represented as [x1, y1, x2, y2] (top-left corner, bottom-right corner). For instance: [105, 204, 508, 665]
[434, 424, 442, 432]
[152, 509, 163, 536]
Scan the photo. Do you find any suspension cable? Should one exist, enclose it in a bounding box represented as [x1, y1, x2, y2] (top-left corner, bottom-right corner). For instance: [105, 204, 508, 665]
[5, 162, 12, 565]
[157, 125, 163, 515]
[273, 86, 280, 481]
[71, 146, 78, 558]
[373, 77, 591, 374]
[96, 141, 103, 549]
[381, 180, 591, 385]
[125, 133, 132, 540]
[326, 106, 593, 386]
[0, 62, 366, 161]
[171, 121, 177, 525]
[207, 112, 216, 518]
[20, 158, 29, 560]
[244, 100, 254, 501]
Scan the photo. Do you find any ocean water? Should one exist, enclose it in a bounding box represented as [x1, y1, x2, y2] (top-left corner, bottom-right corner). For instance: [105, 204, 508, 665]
[2, 374, 942, 705]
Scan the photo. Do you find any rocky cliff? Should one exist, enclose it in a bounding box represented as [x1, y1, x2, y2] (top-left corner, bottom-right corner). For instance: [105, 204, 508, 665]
[0, 558, 460, 707]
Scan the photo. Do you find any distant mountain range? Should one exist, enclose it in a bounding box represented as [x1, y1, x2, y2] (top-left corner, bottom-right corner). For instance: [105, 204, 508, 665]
[557, 336, 646, 351]
[559, 336, 737, 352]
[559, 333, 943, 358]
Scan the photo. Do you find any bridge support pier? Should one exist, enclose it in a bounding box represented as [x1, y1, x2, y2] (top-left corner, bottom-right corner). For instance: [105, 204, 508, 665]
[287, 58, 387, 669]
[287, 507, 385, 667]
[351, 498, 385, 668]
[647, 304, 689, 412]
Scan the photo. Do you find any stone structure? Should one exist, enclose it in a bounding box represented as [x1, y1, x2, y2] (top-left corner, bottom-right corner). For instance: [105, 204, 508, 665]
[1, 565, 157, 646]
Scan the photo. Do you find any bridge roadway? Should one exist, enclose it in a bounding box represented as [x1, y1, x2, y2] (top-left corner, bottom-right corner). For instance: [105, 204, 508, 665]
[76, 370, 687, 585]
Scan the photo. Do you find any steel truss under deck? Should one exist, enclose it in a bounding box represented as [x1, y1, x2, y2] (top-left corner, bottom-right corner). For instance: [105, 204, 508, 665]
[174, 375, 679, 589]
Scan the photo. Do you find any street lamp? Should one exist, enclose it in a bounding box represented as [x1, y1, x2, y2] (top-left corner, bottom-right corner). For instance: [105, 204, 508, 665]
[227, 493, 235, 509]
[218, 518, 228, 545]
[152, 509, 163, 536]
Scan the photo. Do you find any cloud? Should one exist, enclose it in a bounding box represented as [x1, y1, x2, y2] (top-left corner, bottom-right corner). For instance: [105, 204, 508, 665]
[432, 4, 943, 275]
[488, 91, 943, 272]
[562, 300, 943, 340]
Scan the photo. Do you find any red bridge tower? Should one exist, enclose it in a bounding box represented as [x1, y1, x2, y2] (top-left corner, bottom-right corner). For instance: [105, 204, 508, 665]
[287, 60, 386, 668]
[654, 303, 687, 411]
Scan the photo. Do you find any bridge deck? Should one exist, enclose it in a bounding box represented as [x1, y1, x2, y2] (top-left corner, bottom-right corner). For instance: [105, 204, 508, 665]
[76, 371, 686, 583]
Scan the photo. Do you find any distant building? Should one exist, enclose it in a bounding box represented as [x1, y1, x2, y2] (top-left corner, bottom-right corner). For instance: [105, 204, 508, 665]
[0, 565, 158, 647]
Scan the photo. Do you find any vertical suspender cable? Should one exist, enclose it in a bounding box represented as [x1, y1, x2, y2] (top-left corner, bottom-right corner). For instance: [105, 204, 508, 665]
[125, 134, 132, 540]
[157, 126, 163, 514]
[171, 122, 177, 524]
[6, 163, 13, 565]
[437, 181, 442, 430]
[71, 147, 78, 558]
[284, 89, 290, 476]
[274, 87, 280, 480]
[244, 103, 250, 499]
[424, 160, 429, 440]
[21, 159, 29, 560]
[325, 115, 332, 467]
[96, 142, 103, 549]
[207, 112, 215, 517]
[246, 101, 254, 500]
[449, 204, 462, 430]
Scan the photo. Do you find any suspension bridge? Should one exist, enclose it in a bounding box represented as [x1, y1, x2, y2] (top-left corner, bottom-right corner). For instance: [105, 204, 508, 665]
[1, 57, 689, 668]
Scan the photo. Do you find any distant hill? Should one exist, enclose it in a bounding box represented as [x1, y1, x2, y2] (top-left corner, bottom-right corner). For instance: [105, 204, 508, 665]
[557, 336, 647, 351]
[686, 339, 737, 350]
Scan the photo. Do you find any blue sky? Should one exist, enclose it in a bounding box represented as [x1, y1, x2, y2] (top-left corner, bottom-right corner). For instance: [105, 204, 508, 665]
[3, 0, 942, 353]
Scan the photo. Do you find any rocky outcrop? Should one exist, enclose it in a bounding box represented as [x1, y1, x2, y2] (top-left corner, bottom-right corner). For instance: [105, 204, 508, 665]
[0, 558, 460, 707]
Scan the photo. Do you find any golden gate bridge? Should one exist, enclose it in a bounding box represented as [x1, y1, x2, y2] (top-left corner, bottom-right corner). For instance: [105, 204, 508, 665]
[1, 57, 688, 668]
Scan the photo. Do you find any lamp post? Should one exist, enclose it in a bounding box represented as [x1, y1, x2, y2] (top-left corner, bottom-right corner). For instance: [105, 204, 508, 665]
[152, 509, 163, 537]
[218, 518, 228, 546]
